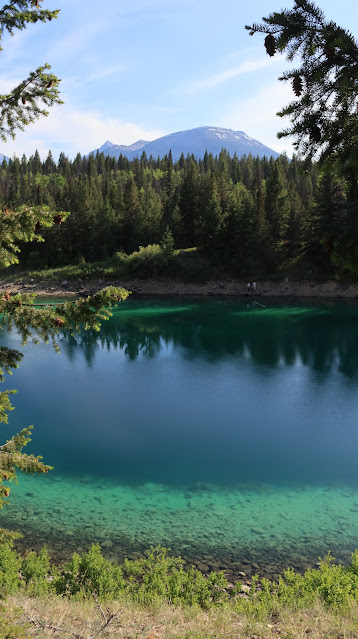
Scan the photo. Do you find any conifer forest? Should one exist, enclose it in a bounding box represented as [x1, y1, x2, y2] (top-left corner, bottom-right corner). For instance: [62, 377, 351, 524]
[1, 148, 355, 278]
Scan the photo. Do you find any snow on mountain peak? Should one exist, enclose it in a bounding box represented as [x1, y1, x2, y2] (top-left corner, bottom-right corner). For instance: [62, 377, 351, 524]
[87, 126, 281, 161]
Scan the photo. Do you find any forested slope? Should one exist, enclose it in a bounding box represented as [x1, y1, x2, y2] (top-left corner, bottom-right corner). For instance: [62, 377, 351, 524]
[0, 149, 354, 278]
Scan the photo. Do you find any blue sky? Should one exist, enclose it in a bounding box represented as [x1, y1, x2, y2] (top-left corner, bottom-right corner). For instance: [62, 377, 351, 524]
[2, 0, 358, 159]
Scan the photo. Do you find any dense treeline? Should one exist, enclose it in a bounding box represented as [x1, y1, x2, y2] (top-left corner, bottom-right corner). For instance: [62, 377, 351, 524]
[0, 148, 354, 276]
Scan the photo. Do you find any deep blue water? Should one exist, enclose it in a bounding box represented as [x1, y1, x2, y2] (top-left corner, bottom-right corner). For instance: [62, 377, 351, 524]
[1, 297, 358, 574]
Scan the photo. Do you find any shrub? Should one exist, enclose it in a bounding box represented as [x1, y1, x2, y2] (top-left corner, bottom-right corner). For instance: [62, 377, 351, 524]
[0, 544, 20, 596]
[0, 604, 28, 639]
[236, 553, 358, 616]
[1, 540, 358, 618]
[21, 547, 52, 595]
[54, 543, 125, 599]
[126, 244, 166, 277]
[122, 546, 228, 607]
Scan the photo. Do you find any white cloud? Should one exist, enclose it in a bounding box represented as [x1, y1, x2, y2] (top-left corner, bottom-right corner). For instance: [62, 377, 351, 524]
[182, 56, 283, 93]
[81, 64, 129, 85]
[1, 102, 166, 159]
[219, 82, 295, 156]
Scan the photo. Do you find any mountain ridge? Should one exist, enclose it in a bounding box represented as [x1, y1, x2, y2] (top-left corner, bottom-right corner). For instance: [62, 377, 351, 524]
[87, 126, 281, 161]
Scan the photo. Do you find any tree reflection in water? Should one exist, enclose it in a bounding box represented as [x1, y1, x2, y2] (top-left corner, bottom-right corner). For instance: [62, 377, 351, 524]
[59, 298, 358, 381]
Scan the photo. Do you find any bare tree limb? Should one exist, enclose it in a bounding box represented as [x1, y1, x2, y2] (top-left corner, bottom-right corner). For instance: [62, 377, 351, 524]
[24, 598, 123, 639]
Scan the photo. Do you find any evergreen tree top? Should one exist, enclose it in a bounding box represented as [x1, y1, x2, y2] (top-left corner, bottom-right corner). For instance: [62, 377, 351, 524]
[246, 0, 358, 179]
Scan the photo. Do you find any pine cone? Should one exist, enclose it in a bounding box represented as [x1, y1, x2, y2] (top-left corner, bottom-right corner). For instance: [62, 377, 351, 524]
[292, 75, 303, 96]
[53, 214, 63, 225]
[55, 317, 65, 326]
[35, 221, 41, 232]
[264, 34, 276, 57]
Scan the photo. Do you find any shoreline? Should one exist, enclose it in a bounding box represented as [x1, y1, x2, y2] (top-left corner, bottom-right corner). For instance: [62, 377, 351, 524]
[9, 528, 341, 584]
[1, 276, 358, 299]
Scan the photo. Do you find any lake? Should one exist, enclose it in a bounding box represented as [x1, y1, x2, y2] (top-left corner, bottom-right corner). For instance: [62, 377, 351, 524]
[1, 296, 358, 578]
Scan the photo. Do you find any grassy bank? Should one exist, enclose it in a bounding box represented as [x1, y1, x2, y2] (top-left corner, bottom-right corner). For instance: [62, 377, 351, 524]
[7, 594, 358, 638]
[1, 243, 340, 289]
[2, 544, 358, 638]
[4, 247, 217, 286]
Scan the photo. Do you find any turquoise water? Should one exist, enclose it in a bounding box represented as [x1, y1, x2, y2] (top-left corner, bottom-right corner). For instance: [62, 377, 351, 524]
[1, 297, 358, 576]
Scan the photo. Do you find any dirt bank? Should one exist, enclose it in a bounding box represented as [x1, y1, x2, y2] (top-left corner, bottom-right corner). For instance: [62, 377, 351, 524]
[1, 276, 358, 299]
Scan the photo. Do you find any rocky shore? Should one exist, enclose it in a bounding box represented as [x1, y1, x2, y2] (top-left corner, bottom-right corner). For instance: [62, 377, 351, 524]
[1, 276, 358, 299]
[11, 530, 319, 586]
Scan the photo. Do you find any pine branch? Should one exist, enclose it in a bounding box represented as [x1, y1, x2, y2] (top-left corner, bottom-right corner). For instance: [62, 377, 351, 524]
[0, 65, 62, 142]
[0, 287, 130, 509]
[246, 0, 358, 171]
[0, 205, 69, 268]
[0, 1, 60, 50]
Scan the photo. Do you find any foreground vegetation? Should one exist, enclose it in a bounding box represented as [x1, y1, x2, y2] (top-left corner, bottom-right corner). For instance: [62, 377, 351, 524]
[2, 544, 358, 637]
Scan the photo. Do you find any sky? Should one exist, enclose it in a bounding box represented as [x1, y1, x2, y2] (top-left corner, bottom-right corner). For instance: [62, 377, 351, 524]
[1, 0, 358, 160]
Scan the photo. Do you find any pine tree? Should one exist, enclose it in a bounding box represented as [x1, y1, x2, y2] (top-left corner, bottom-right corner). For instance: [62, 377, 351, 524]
[138, 183, 162, 246]
[265, 163, 289, 251]
[122, 175, 143, 252]
[246, 0, 358, 189]
[315, 172, 346, 238]
[199, 174, 224, 252]
[160, 225, 175, 263]
[286, 183, 306, 258]
[162, 150, 176, 226]
[179, 161, 201, 247]
[247, 0, 358, 273]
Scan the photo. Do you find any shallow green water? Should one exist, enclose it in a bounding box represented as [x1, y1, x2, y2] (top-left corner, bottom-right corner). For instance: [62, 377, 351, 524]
[1, 297, 358, 575]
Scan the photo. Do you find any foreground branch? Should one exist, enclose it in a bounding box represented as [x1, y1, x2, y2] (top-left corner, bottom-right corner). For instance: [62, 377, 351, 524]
[25, 598, 123, 639]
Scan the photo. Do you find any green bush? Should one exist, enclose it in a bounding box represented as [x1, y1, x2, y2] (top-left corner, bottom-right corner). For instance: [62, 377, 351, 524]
[113, 251, 127, 267]
[126, 244, 167, 277]
[297, 554, 358, 611]
[236, 553, 358, 616]
[0, 604, 28, 639]
[54, 543, 125, 599]
[0, 544, 20, 596]
[1, 540, 358, 617]
[21, 547, 52, 595]
[122, 546, 228, 607]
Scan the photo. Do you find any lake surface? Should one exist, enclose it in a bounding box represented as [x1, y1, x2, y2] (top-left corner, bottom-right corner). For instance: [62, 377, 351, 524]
[1, 296, 358, 577]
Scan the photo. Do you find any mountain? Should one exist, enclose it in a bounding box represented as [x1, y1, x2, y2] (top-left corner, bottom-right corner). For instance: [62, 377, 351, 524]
[0, 153, 9, 162]
[87, 126, 281, 161]
[87, 139, 148, 159]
